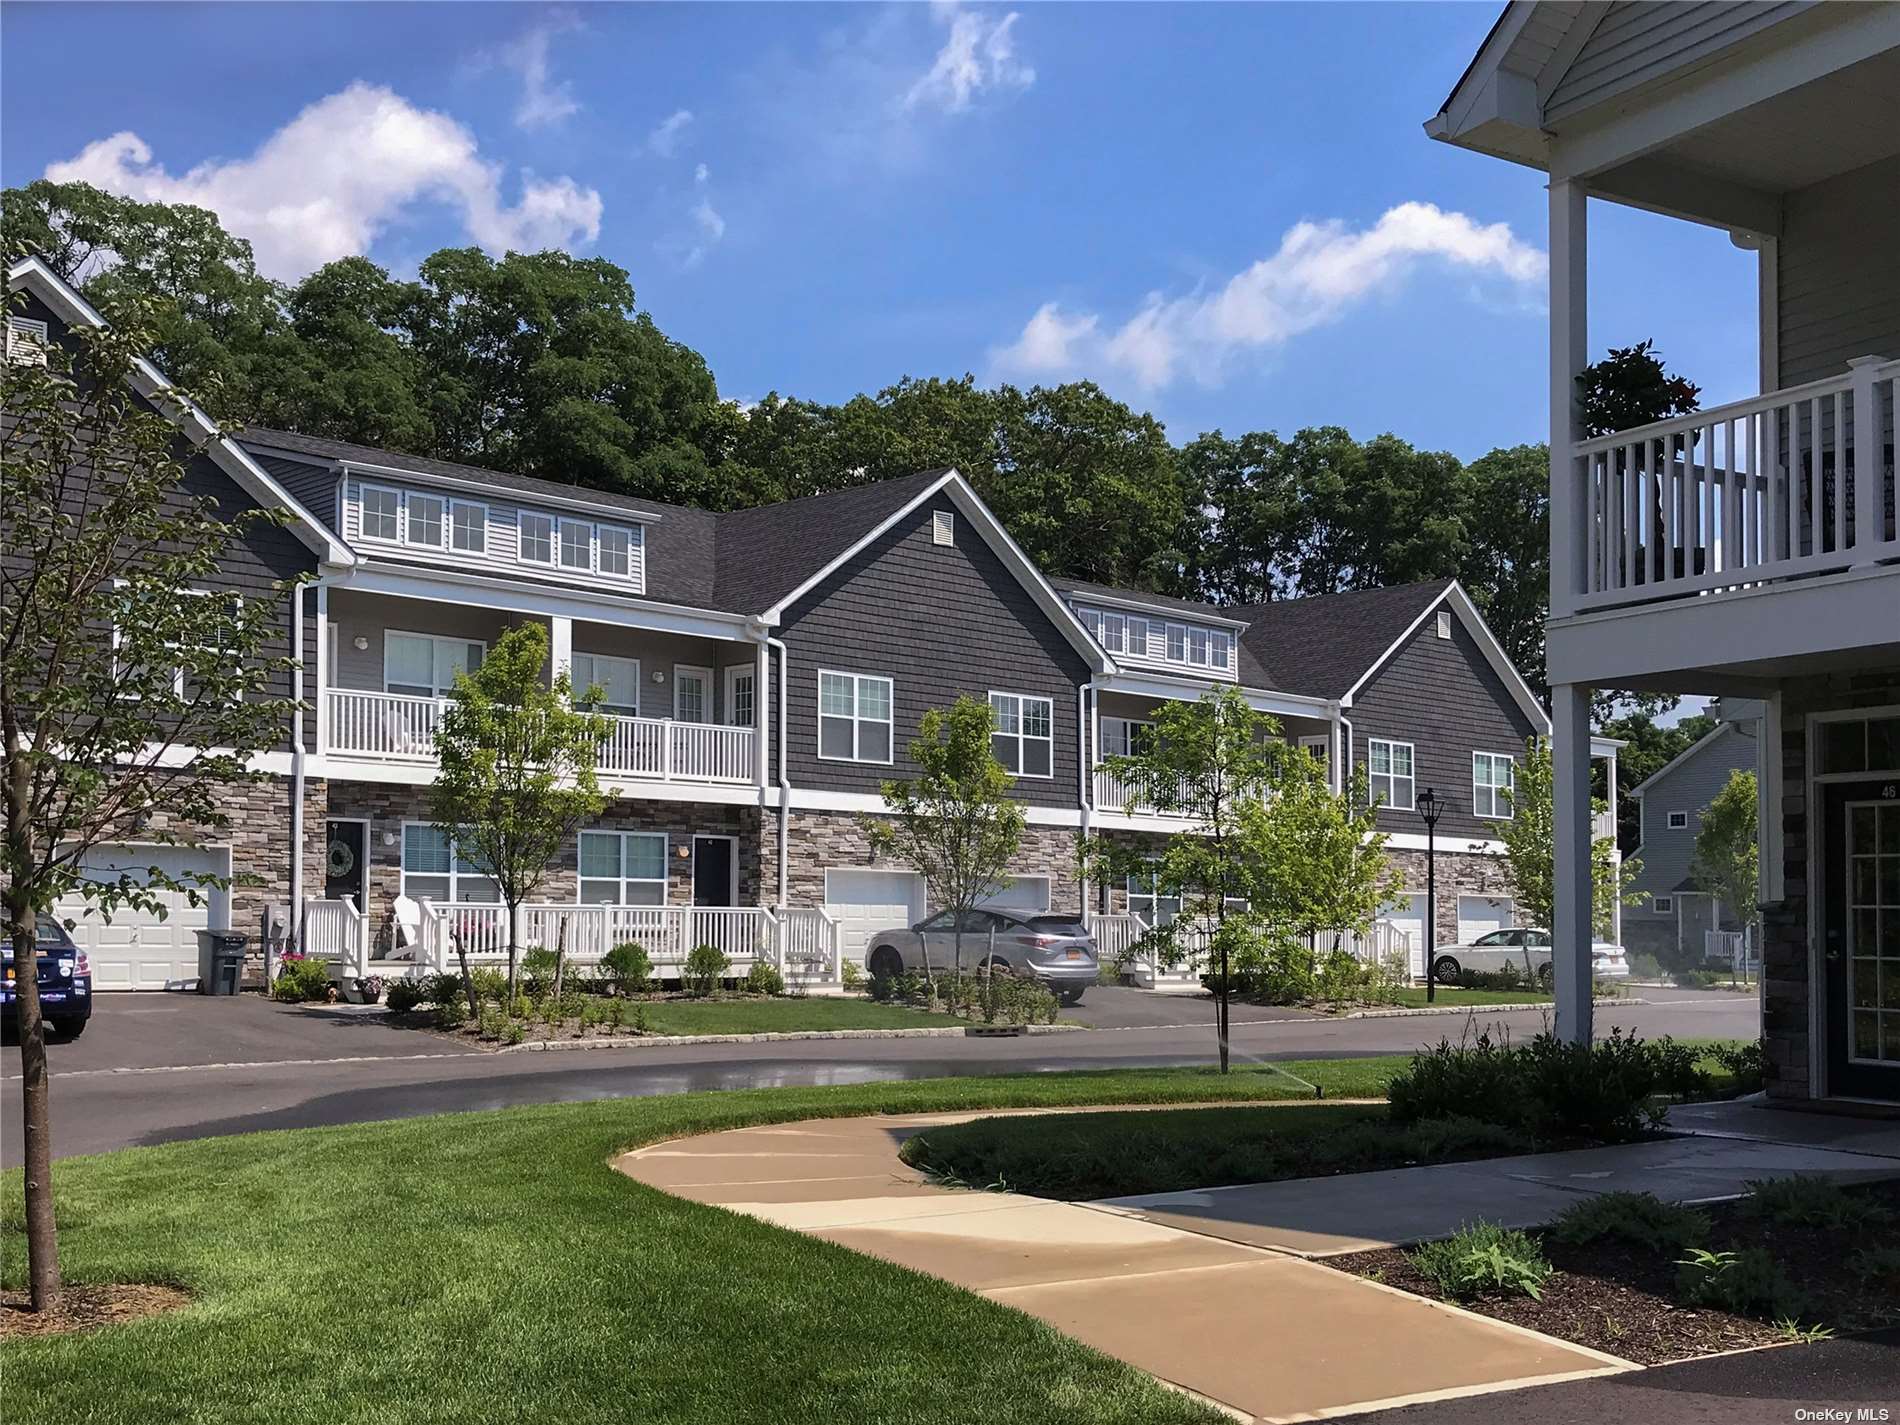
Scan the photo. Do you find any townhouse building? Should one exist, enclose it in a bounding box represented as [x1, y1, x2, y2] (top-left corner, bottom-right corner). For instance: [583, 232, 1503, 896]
[11, 252, 1594, 993]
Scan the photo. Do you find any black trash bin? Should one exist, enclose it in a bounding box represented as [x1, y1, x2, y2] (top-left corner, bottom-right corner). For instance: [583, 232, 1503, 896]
[196, 929, 248, 995]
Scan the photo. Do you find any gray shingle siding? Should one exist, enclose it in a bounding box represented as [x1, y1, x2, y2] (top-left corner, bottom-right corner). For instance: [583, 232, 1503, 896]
[777, 500, 1090, 807]
[1348, 602, 1539, 844]
[255, 454, 341, 535]
[1779, 155, 1900, 390]
[1627, 724, 1762, 914]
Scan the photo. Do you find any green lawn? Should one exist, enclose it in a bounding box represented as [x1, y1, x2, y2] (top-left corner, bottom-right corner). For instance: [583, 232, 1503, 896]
[632, 997, 973, 1035]
[898, 1103, 1533, 1200]
[2, 1058, 1407, 1425]
[1383, 987, 1554, 1008]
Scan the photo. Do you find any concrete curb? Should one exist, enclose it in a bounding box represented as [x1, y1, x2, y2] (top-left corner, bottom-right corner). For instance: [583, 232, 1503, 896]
[1341, 996, 1641, 1020]
[497, 1022, 1088, 1053]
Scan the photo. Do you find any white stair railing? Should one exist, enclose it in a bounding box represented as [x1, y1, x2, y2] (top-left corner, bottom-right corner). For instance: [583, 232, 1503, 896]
[300, 896, 369, 976]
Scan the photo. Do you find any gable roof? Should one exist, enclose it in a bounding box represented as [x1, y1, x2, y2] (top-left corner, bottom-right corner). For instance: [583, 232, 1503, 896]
[7, 255, 355, 566]
[1630, 721, 1749, 798]
[1233, 580, 1456, 699]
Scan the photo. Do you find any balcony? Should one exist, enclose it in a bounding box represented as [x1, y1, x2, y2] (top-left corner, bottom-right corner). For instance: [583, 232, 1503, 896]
[324, 688, 755, 784]
[1092, 766, 1200, 820]
[1568, 357, 1898, 618]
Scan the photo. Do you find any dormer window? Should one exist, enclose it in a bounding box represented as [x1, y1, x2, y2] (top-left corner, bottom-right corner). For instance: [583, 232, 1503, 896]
[559, 519, 592, 570]
[520, 512, 555, 564]
[599, 526, 631, 577]
[408, 493, 445, 547]
[1075, 601, 1236, 677]
[450, 500, 486, 554]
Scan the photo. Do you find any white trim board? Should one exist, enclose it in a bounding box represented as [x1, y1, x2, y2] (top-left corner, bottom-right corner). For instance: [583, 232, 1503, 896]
[7, 255, 355, 567]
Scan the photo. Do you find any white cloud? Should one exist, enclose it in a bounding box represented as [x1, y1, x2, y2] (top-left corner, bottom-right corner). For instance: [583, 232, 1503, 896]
[647, 108, 695, 157]
[904, 2, 1034, 113]
[992, 202, 1545, 389]
[694, 161, 709, 185]
[45, 83, 603, 280]
[499, 13, 583, 130]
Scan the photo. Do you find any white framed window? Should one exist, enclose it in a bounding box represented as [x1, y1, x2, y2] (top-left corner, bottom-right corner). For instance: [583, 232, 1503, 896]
[519, 512, 555, 565]
[449, 500, 486, 554]
[1188, 628, 1210, 666]
[385, 631, 484, 698]
[1077, 607, 1102, 644]
[400, 823, 499, 904]
[1166, 623, 1187, 661]
[1299, 733, 1330, 765]
[1210, 630, 1232, 670]
[989, 692, 1054, 778]
[819, 670, 893, 763]
[598, 525, 632, 577]
[114, 585, 243, 698]
[1100, 611, 1126, 654]
[725, 665, 756, 728]
[1473, 752, 1515, 819]
[1100, 717, 1152, 759]
[1368, 738, 1415, 811]
[1667, 810, 1689, 829]
[1126, 866, 1182, 926]
[577, 830, 668, 905]
[1124, 616, 1150, 658]
[1653, 896, 1674, 914]
[674, 665, 712, 723]
[407, 492, 445, 547]
[559, 518, 592, 570]
[359, 484, 402, 543]
[571, 653, 639, 716]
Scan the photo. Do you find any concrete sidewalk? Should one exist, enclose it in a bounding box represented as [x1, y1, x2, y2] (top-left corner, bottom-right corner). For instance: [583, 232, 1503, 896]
[617, 1110, 1627, 1423]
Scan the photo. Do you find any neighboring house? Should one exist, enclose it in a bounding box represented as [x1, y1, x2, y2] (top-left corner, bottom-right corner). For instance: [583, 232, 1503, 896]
[8, 253, 1600, 992]
[1432, 2, 1900, 1106]
[1622, 720, 1762, 964]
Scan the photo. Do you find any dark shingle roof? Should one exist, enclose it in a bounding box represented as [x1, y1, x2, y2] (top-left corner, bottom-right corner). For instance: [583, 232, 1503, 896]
[1232, 580, 1454, 699]
[711, 470, 953, 615]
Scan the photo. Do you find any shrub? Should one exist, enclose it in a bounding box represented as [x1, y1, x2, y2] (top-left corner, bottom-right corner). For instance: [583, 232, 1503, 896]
[502, 1020, 525, 1046]
[1409, 1223, 1551, 1301]
[1673, 968, 1723, 990]
[384, 979, 424, 1015]
[521, 947, 559, 999]
[478, 1007, 506, 1041]
[602, 941, 652, 996]
[557, 992, 586, 1027]
[1710, 1038, 1769, 1095]
[1387, 1029, 1532, 1130]
[1743, 1175, 1892, 1232]
[424, 972, 464, 1008]
[1545, 1191, 1709, 1252]
[510, 995, 534, 1020]
[632, 1001, 649, 1034]
[605, 998, 629, 1032]
[1455, 963, 1531, 993]
[840, 958, 866, 992]
[1676, 1247, 1807, 1320]
[271, 956, 333, 1003]
[470, 967, 508, 1004]
[434, 996, 469, 1030]
[682, 943, 730, 997]
[745, 961, 786, 997]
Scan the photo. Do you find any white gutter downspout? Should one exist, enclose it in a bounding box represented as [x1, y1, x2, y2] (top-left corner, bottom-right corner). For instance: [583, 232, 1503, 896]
[287, 580, 308, 973]
[1338, 710, 1354, 796]
[766, 633, 791, 911]
[1078, 682, 1092, 921]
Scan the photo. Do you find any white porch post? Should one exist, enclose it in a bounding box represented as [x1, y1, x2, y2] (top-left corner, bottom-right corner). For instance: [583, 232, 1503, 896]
[753, 637, 769, 793]
[1549, 179, 1588, 619]
[1553, 682, 1595, 1044]
[1849, 355, 1887, 558]
[548, 615, 573, 692]
[314, 583, 331, 753]
[1606, 746, 1622, 951]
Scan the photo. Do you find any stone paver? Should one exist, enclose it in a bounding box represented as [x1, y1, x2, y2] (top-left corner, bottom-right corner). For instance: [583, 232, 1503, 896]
[616, 1112, 1625, 1422]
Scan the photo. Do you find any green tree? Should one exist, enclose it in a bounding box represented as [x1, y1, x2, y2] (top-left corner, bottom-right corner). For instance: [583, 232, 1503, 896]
[1692, 769, 1759, 933]
[1596, 705, 1717, 852]
[1, 296, 301, 1311]
[1489, 739, 1642, 939]
[1176, 428, 1300, 604]
[428, 623, 611, 1004]
[1285, 429, 1472, 597]
[1460, 444, 1549, 692]
[863, 695, 1026, 991]
[1081, 687, 1280, 1072]
[1253, 755, 1395, 955]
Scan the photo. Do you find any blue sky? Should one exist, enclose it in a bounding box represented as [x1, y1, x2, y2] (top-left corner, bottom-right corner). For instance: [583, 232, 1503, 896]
[2, 1, 1761, 460]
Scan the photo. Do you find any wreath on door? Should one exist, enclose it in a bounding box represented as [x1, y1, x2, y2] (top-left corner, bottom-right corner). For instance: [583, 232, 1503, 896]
[326, 838, 357, 880]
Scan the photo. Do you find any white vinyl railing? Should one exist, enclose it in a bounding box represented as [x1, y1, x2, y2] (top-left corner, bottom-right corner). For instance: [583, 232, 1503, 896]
[1093, 767, 1200, 819]
[770, 907, 842, 988]
[325, 689, 755, 784]
[1570, 356, 1897, 615]
[299, 896, 369, 976]
[1593, 809, 1618, 843]
[1095, 912, 1415, 986]
[1705, 927, 1760, 975]
[1303, 921, 1417, 977]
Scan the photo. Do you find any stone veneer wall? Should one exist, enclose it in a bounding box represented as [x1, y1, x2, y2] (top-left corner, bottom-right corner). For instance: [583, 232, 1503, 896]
[1761, 672, 1900, 1103]
[763, 810, 1088, 913]
[324, 781, 760, 955]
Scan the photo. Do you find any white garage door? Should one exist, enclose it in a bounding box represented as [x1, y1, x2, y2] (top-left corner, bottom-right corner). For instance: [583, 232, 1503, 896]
[56, 844, 230, 991]
[976, 876, 1051, 913]
[1457, 896, 1514, 944]
[1381, 894, 1429, 977]
[824, 870, 924, 966]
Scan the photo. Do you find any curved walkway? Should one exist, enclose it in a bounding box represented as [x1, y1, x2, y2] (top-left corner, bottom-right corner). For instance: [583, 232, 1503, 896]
[616, 1106, 1629, 1424]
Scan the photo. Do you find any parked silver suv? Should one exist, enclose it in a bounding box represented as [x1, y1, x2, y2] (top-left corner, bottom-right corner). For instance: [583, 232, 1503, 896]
[864, 909, 1098, 1004]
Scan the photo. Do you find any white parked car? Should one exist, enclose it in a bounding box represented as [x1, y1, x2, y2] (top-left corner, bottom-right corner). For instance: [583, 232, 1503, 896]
[1429, 928, 1628, 985]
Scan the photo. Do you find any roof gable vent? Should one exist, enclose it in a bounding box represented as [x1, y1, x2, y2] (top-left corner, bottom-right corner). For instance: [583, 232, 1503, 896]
[1436, 610, 1452, 640]
[7, 316, 49, 367]
[932, 509, 955, 546]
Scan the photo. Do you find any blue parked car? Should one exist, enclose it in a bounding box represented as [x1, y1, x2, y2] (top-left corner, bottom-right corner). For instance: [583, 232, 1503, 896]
[1, 921, 93, 1039]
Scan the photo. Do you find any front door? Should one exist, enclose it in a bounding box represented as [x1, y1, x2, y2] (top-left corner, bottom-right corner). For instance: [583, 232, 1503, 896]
[692, 836, 735, 907]
[1824, 782, 1900, 1100]
[324, 820, 368, 907]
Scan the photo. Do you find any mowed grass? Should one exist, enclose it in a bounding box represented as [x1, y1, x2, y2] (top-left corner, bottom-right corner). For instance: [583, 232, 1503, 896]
[899, 1102, 1531, 1200]
[1383, 987, 1554, 1008]
[1, 1058, 1407, 1425]
[633, 997, 972, 1035]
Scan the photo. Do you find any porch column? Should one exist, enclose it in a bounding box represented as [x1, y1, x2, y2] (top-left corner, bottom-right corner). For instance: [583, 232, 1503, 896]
[1548, 179, 1588, 620]
[549, 616, 572, 693]
[1605, 745, 1622, 950]
[314, 583, 330, 753]
[1553, 681, 1595, 1044]
[753, 637, 769, 791]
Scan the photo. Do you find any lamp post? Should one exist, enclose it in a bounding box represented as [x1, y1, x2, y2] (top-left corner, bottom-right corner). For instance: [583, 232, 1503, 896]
[1417, 787, 1443, 1004]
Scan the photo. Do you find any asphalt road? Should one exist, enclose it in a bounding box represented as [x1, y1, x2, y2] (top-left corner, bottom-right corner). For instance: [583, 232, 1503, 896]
[1359, 1327, 1900, 1424]
[1, 987, 1757, 1163]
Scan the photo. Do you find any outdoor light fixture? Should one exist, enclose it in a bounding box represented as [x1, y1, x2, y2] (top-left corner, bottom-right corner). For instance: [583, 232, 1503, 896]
[1416, 788, 1443, 1004]
[352, 635, 369, 651]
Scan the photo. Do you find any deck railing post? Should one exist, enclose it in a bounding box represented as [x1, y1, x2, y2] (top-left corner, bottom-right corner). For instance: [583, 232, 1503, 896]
[1850, 355, 1888, 559]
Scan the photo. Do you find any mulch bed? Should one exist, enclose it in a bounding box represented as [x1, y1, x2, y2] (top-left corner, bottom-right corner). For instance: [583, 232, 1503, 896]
[1331, 1179, 1900, 1364]
[0, 1283, 191, 1340]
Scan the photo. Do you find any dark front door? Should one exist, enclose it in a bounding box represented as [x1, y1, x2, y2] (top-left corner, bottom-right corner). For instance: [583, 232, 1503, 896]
[1823, 780, 1900, 1100]
[692, 837, 734, 907]
[324, 820, 368, 906]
